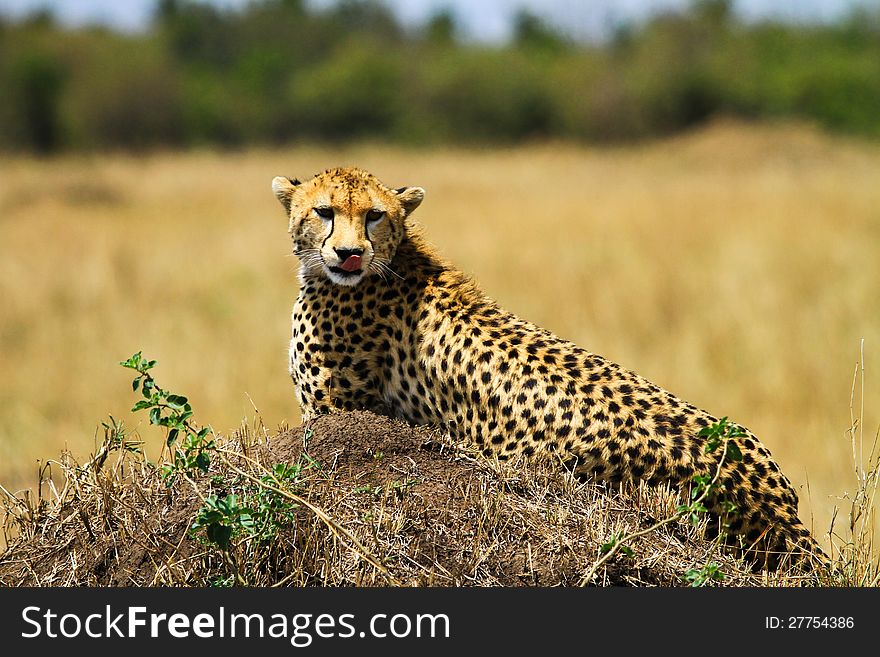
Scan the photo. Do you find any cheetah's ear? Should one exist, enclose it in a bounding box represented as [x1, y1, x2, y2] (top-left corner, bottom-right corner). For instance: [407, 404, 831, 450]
[272, 176, 300, 213]
[393, 186, 425, 215]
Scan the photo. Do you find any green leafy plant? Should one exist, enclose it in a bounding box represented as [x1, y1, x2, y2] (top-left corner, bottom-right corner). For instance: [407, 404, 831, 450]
[120, 351, 214, 486]
[184, 451, 319, 583]
[246, 458, 317, 542]
[599, 533, 635, 558]
[192, 494, 253, 551]
[676, 416, 743, 525]
[684, 561, 725, 587]
[700, 416, 745, 463]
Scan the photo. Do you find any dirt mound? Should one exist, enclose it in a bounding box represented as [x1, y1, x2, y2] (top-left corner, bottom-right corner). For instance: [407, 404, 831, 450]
[1, 410, 785, 586]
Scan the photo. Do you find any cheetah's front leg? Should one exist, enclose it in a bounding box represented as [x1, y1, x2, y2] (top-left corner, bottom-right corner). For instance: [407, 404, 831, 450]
[289, 345, 390, 420]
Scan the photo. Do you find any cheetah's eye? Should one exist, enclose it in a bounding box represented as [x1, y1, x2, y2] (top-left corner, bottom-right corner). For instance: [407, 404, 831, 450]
[314, 207, 334, 220]
[366, 209, 385, 223]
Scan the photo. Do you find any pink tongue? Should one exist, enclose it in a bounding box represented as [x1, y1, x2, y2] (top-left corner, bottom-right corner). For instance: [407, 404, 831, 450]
[340, 254, 362, 272]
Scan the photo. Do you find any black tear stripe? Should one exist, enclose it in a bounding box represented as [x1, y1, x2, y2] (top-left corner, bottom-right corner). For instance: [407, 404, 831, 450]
[320, 215, 335, 252]
[364, 218, 375, 260]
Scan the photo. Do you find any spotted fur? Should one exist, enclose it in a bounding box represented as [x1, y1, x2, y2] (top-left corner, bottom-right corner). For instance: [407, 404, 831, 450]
[273, 167, 827, 569]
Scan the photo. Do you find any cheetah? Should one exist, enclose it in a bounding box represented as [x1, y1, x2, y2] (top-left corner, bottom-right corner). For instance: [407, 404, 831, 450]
[272, 166, 827, 570]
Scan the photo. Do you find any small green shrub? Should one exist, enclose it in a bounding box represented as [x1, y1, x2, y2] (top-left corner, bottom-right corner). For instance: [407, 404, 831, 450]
[121, 351, 320, 583]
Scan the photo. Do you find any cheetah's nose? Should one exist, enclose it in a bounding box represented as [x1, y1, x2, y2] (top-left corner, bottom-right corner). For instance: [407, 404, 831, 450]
[334, 248, 363, 272]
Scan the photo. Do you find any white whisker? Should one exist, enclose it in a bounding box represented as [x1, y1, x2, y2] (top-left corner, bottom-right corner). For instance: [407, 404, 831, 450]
[368, 259, 389, 282]
[292, 248, 326, 280]
[374, 258, 404, 281]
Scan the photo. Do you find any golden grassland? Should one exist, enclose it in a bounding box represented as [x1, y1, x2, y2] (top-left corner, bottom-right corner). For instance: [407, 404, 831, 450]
[1, 120, 878, 557]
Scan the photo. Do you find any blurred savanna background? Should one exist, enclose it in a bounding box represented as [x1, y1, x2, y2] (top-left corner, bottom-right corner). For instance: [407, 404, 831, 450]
[0, 0, 878, 556]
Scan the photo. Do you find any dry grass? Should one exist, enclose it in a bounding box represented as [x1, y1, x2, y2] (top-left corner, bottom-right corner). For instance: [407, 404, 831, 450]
[0, 410, 835, 587]
[1, 119, 879, 559]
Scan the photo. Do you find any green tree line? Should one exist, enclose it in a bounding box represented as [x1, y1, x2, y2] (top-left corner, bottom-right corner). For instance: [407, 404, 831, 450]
[1, 0, 879, 152]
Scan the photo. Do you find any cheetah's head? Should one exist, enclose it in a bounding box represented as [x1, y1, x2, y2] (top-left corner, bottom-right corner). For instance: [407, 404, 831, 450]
[272, 167, 424, 287]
